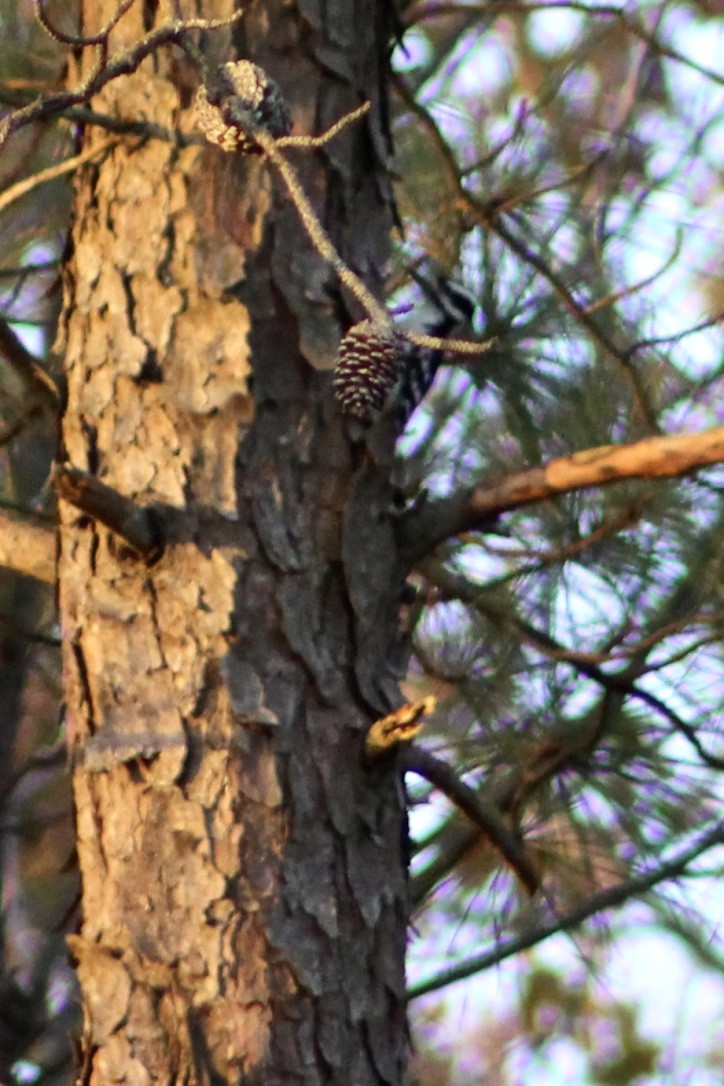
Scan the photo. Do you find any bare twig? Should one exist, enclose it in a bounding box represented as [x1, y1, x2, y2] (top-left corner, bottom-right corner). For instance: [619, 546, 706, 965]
[0, 316, 60, 411]
[478, 507, 641, 588]
[0, 134, 119, 216]
[238, 112, 494, 363]
[0, 10, 244, 151]
[250, 123, 392, 325]
[406, 329, 494, 356]
[34, 0, 135, 47]
[0, 260, 57, 280]
[277, 101, 371, 148]
[407, 819, 724, 999]
[625, 310, 724, 358]
[402, 745, 540, 894]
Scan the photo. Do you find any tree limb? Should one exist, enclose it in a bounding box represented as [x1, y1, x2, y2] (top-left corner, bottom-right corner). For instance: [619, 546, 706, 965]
[53, 464, 163, 559]
[0, 317, 60, 412]
[34, 0, 135, 48]
[0, 11, 243, 150]
[407, 819, 724, 1000]
[401, 745, 540, 894]
[0, 135, 119, 216]
[418, 560, 724, 771]
[406, 3, 724, 90]
[392, 74, 668, 427]
[0, 509, 55, 583]
[400, 426, 724, 563]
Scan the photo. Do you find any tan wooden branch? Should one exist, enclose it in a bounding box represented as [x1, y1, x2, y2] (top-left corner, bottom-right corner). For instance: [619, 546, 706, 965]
[0, 509, 55, 583]
[0, 135, 119, 216]
[401, 426, 724, 562]
[470, 426, 724, 517]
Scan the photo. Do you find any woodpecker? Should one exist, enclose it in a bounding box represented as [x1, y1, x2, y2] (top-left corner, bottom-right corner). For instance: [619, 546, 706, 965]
[395, 278, 476, 434]
[332, 280, 476, 434]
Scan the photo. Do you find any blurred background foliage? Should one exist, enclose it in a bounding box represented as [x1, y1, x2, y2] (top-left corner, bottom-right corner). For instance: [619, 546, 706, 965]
[0, 0, 722, 1083]
[392, 1, 722, 1082]
[1, 0, 73, 1082]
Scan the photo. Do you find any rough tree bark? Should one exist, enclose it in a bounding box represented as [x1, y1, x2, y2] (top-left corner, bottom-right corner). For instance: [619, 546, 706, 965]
[57, 1, 409, 1082]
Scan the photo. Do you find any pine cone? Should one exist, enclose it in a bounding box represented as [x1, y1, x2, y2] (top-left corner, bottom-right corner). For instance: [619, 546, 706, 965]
[194, 61, 292, 154]
[333, 321, 405, 425]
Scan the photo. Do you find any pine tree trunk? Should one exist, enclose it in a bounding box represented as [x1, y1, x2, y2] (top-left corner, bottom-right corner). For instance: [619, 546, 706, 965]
[58, 2, 408, 1082]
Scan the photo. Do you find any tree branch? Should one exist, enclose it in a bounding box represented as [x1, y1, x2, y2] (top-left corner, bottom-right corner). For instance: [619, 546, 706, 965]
[407, 819, 724, 1000]
[0, 316, 60, 411]
[392, 76, 660, 426]
[53, 464, 163, 559]
[0, 10, 244, 150]
[34, 0, 135, 48]
[401, 745, 540, 894]
[409, 681, 635, 906]
[406, 3, 724, 90]
[0, 509, 55, 583]
[400, 427, 724, 563]
[0, 135, 119, 217]
[420, 560, 724, 771]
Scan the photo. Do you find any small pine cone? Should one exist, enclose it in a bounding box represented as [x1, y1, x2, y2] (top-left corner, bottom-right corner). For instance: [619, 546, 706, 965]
[194, 60, 292, 154]
[333, 320, 405, 425]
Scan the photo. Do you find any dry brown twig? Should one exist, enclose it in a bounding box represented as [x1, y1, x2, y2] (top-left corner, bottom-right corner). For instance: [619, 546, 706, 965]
[0, 134, 119, 216]
[0, 9, 244, 151]
[34, 0, 136, 47]
[194, 62, 493, 364]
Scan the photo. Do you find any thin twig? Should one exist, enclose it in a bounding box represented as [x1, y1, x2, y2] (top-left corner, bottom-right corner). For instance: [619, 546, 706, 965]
[0, 10, 244, 151]
[277, 101, 371, 148]
[0, 135, 119, 216]
[407, 819, 724, 999]
[34, 0, 135, 47]
[0, 316, 59, 410]
[251, 123, 391, 325]
[402, 745, 540, 894]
